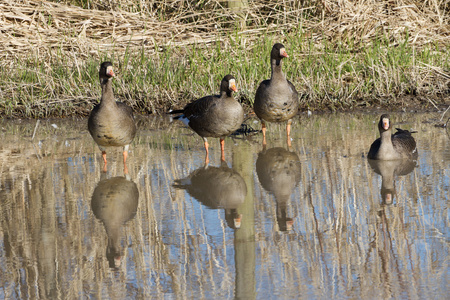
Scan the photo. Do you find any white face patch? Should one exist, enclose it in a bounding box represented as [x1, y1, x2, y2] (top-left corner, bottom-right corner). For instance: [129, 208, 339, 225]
[280, 48, 288, 57]
[382, 117, 390, 130]
[228, 79, 236, 91]
[106, 66, 114, 76]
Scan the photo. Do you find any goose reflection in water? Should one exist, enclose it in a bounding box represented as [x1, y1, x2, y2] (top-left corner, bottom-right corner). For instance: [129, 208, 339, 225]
[91, 173, 139, 268]
[173, 161, 247, 229]
[256, 147, 301, 231]
[368, 158, 417, 205]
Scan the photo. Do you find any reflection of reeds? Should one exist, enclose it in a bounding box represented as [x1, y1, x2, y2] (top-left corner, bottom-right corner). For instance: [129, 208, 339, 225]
[0, 112, 448, 298]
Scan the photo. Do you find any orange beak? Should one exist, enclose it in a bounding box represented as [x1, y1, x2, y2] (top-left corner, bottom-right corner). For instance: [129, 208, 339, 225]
[234, 214, 242, 229]
[229, 81, 237, 92]
[385, 193, 393, 205]
[280, 48, 289, 58]
[114, 256, 122, 268]
[286, 219, 294, 231]
[382, 118, 389, 130]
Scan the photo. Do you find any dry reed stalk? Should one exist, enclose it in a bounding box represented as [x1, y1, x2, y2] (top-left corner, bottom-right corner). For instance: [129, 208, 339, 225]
[0, 0, 447, 60]
[319, 0, 449, 47]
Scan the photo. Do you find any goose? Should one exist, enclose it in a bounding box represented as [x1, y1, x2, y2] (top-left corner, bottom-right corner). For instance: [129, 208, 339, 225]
[368, 114, 418, 160]
[254, 43, 299, 147]
[88, 62, 136, 173]
[171, 75, 244, 164]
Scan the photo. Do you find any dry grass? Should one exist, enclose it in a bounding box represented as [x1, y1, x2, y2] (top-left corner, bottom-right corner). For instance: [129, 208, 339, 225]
[1, 0, 447, 57]
[0, 0, 449, 117]
[318, 0, 449, 46]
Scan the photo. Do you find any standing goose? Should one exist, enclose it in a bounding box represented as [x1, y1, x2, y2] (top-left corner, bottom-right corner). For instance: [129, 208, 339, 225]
[254, 43, 299, 147]
[171, 75, 244, 165]
[368, 114, 418, 160]
[88, 62, 136, 173]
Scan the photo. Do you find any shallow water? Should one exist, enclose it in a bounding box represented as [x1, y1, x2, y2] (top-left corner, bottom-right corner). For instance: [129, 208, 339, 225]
[0, 112, 448, 299]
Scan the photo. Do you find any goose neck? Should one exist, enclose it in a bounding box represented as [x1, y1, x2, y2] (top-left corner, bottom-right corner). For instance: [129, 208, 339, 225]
[379, 129, 393, 144]
[271, 58, 285, 80]
[100, 78, 115, 105]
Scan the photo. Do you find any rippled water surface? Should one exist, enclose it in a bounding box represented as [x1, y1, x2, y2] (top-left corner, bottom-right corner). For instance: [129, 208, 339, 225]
[0, 112, 448, 299]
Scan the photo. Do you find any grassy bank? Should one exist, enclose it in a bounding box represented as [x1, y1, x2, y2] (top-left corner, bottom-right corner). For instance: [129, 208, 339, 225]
[0, 0, 449, 118]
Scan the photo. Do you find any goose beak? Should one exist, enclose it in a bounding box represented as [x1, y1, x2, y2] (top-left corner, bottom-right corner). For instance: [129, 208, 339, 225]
[106, 66, 115, 77]
[382, 118, 389, 130]
[384, 193, 393, 205]
[229, 79, 238, 92]
[114, 256, 122, 268]
[233, 214, 242, 229]
[284, 218, 294, 231]
[280, 48, 289, 58]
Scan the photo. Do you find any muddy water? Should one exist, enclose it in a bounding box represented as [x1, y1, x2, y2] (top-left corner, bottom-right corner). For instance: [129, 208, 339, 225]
[0, 112, 448, 299]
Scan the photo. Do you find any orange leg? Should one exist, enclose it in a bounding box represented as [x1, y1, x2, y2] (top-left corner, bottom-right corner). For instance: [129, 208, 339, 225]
[286, 119, 292, 148]
[261, 122, 267, 147]
[220, 138, 225, 162]
[123, 145, 130, 174]
[123, 150, 128, 164]
[102, 151, 107, 173]
[203, 138, 210, 165]
[123, 151, 129, 175]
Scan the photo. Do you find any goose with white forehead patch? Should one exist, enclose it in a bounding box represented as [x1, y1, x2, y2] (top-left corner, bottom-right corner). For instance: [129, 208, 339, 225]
[88, 61, 137, 173]
[170, 75, 244, 165]
[368, 114, 418, 160]
[254, 43, 299, 148]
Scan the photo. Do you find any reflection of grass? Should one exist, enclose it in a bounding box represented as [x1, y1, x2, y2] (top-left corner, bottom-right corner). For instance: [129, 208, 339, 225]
[0, 113, 448, 297]
[0, 1, 448, 117]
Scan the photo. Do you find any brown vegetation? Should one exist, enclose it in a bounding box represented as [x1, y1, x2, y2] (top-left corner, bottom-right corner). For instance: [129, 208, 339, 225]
[0, 0, 449, 117]
[1, 0, 447, 58]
